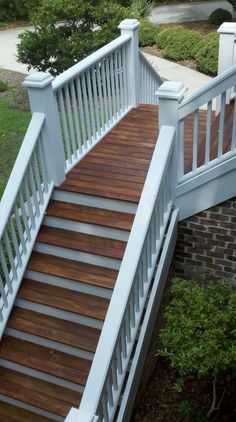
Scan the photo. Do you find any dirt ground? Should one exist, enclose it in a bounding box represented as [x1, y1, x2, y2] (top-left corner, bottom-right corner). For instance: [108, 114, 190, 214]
[0, 69, 29, 111]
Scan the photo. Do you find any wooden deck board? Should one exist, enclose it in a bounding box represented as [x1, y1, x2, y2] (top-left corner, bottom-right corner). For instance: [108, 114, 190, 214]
[58, 103, 235, 202]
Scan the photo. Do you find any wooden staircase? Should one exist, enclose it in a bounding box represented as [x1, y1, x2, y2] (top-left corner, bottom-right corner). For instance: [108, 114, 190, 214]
[0, 105, 157, 421]
[0, 102, 235, 421]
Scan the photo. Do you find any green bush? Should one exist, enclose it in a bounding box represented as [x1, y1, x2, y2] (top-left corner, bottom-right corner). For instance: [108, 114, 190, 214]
[195, 33, 219, 76]
[0, 80, 8, 92]
[0, 0, 41, 22]
[156, 28, 203, 61]
[128, 0, 153, 19]
[208, 8, 232, 25]
[139, 20, 162, 46]
[157, 279, 236, 418]
[17, 0, 128, 75]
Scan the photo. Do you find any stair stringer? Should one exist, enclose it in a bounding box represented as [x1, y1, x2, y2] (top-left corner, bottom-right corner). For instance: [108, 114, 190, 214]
[176, 155, 236, 220]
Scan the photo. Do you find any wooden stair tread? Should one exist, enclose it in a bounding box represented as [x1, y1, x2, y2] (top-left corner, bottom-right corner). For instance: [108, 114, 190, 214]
[28, 251, 118, 290]
[18, 279, 109, 321]
[8, 307, 100, 353]
[0, 367, 81, 417]
[46, 200, 134, 231]
[0, 336, 91, 386]
[37, 226, 126, 260]
[0, 402, 52, 422]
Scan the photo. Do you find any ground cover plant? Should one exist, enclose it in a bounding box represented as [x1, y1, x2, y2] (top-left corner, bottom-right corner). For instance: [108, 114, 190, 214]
[141, 22, 219, 76]
[157, 279, 236, 419]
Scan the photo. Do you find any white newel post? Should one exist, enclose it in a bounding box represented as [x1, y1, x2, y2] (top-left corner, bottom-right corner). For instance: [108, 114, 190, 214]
[23, 72, 65, 186]
[118, 19, 140, 107]
[217, 22, 236, 110]
[156, 81, 187, 181]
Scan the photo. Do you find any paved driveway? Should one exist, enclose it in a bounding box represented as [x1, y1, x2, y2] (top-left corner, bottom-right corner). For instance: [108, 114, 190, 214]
[0, 27, 33, 74]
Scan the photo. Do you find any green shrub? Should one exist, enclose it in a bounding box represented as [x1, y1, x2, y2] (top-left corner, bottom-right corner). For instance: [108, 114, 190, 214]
[208, 8, 232, 25]
[0, 0, 41, 22]
[128, 0, 153, 19]
[195, 33, 219, 76]
[17, 0, 128, 75]
[157, 279, 236, 418]
[139, 20, 161, 46]
[0, 80, 8, 92]
[156, 28, 203, 61]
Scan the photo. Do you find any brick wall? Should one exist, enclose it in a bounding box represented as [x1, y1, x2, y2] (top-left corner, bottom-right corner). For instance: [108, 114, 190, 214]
[173, 197, 236, 284]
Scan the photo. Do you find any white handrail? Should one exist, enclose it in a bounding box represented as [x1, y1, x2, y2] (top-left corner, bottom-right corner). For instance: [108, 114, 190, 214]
[73, 125, 175, 422]
[179, 64, 236, 119]
[0, 113, 45, 237]
[0, 111, 53, 339]
[52, 34, 131, 92]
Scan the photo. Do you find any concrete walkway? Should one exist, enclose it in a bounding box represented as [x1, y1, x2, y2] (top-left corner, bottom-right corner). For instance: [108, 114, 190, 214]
[150, 0, 232, 24]
[0, 27, 33, 74]
[144, 52, 212, 97]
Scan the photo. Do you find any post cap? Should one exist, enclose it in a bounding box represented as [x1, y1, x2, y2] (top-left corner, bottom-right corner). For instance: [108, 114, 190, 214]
[23, 72, 54, 88]
[156, 81, 187, 101]
[118, 19, 140, 31]
[217, 22, 236, 34]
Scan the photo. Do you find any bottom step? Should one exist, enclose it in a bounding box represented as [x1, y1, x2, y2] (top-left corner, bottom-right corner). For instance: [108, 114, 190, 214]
[0, 401, 53, 422]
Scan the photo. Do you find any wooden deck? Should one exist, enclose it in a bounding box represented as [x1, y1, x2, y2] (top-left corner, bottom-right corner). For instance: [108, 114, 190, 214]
[58, 103, 234, 198]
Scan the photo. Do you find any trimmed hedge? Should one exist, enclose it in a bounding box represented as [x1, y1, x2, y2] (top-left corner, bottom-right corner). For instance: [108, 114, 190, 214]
[156, 27, 204, 61]
[0, 0, 41, 21]
[195, 33, 219, 76]
[139, 20, 162, 46]
[208, 8, 232, 25]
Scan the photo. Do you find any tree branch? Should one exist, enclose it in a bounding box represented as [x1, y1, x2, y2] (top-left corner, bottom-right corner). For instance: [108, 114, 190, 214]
[207, 373, 217, 418]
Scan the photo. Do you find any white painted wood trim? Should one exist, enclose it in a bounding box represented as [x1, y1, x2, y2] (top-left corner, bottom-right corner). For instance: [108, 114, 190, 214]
[179, 64, 236, 119]
[52, 35, 132, 92]
[117, 209, 178, 422]
[0, 113, 45, 237]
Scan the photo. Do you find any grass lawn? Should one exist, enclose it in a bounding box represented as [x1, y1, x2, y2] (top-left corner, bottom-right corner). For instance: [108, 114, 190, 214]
[0, 99, 31, 199]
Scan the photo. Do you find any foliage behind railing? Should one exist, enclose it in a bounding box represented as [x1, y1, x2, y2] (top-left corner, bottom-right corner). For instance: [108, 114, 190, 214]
[70, 125, 176, 422]
[0, 113, 53, 338]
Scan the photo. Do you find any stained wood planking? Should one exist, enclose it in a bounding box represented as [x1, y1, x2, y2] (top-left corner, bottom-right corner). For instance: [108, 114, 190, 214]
[0, 400, 54, 421]
[58, 105, 159, 202]
[0, 336, 91, 385]
[58, 103, 236, 198]
[28, 251, 118, 290]
[37, 226, 126, 260]
[8, 307, 100, 352]
[0, 368, 81, 417]
[18, 279, 109, 321]
[46, 201, 134, 231]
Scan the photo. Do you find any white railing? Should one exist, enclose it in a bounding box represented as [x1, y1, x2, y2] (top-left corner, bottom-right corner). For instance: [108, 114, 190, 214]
[67, 125, 176, 422]
[139, 51, 163, 104]
[178, 65, 236, 181]
[52, 34, 132, 172]
[0, 113, 53, 338]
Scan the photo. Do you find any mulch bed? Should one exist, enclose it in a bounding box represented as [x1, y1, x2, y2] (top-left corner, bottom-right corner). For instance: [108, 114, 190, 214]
[131, 358, 236, 421]
[0, 69, 29, 111]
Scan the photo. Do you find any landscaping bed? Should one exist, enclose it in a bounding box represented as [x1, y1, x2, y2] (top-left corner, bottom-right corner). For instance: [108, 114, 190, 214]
[139, 19, 220, 76]
[131, 358, 236, 422]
